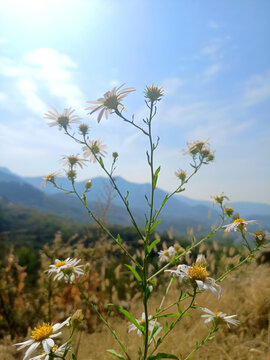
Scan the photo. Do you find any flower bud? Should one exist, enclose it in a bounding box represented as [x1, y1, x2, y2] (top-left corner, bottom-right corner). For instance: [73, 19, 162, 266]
[144, 85, 164, 102]
[112, 152, 119, 159]
[232, 213, 240, 221]
[196, 254, 207, 267]
[85, 180, 92, 189]
[67, 169, 77, 181]
[253, 231, 267, 246]
[70, 309, 84, 329]
[224, 206, 234, 217]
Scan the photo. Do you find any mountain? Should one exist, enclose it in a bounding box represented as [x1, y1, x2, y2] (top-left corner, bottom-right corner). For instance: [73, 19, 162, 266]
[0, 167, 269, 234]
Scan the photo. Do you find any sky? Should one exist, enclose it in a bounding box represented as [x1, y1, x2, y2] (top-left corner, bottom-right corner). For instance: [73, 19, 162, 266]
[0, 0, 269, 203]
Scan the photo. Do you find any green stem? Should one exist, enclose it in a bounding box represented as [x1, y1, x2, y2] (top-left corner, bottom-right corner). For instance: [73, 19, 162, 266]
[115, 109, 149, 136]
[77, 285, 131, 360]
[183, 326, 217, 360]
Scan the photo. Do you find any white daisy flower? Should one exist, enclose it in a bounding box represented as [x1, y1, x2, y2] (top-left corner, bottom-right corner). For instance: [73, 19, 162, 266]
[41, 172, 61, 187]
[82, 139, 108, 163]
[86, 83, 135, 123]
[165, 264, 221, 298]
[46, 258, 84, 283]
[62, 154, 87, 169]
[127, 312, 159, 337]
[223, 218, 257, 233]
[44, 107, 80, 130]
[201, 308, 240, 328]
[158, 246, 176, 262]
[29, 343, 69, 360]
[14, 318, 70, 360]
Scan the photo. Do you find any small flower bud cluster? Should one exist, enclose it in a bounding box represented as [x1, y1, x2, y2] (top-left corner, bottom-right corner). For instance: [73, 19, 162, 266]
[182, 139, 215, 163]
[79, 123, 89, 136]
[67, 169, 77, 181]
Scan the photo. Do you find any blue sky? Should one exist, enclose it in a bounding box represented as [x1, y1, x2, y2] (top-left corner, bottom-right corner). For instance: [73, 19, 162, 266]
[0, 0, 269, 203]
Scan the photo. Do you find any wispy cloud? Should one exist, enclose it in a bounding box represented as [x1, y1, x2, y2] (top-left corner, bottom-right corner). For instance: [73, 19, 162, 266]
[203, 63, 223, 79]
[242, 69, 270, 107]
[208, 21, 220, 29]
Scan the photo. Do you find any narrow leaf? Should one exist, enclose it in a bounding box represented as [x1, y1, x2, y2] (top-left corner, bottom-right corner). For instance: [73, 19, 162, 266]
[148, 353, 178, 359]
[147, 238, 160, 254]
[125, 265, 142, 285]
[117, 307, 144, 334]
[149, 219, 162, 234]
[106, 349, 125, 360]
[153, 166, 161, 189]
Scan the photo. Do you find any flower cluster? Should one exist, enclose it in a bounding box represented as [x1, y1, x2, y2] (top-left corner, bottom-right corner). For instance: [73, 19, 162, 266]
[201, 308, 240, 328]
[182, 139, 215, 162]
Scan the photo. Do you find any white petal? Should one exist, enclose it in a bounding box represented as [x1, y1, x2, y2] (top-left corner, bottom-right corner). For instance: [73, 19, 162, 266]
[23, 342, 40, 360]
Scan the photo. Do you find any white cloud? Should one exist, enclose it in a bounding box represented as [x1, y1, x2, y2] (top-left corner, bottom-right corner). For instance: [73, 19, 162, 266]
[161, 77, 183, 96]
[0, 48, 85, 115]
[208, 21, 219, 29]
[203, 63, 222, 78]
[242, 69, 270, 107]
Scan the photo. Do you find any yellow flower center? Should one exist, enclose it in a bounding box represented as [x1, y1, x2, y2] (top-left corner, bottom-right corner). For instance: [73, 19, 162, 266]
[187, 265, 209, 282]
[31, 323, 53, 341]
[55, 261, 66, 268]
[233, 218, 245, 223]
[213, 311, 220, 316]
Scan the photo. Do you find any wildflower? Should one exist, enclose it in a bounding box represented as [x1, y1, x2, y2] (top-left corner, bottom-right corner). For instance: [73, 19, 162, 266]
[44, 107, 80, 131]
[175, 169, 187, 182]
[86, 83, 135, 123]
[213, 193, 230, 205]
[174, 243, 185, 255]
[46, 258, 84, 283]
[127, 312, 159, 337]
[201, 308, 240, 328]
[223, 218, 257, 233]
[144, 85, 164, 102]
[62, 154, 87, 169]
[224, 206, 234, 217]
[252, 231, 270, 246]
[182, 139, 209, 156]
[82, 139, 107, 163]
[78, 123, 89, 136]
[41, 172, 60, 187]
[85, 179, 92, 189]
[158, 246, 176, 262]
[166, 264, 221, 298]
[29, 343, 69, 360]
[14, 319, 70, 360]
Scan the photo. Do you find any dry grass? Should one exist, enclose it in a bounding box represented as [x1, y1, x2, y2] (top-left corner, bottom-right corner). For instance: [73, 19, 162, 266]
[73, 263, 270, 360]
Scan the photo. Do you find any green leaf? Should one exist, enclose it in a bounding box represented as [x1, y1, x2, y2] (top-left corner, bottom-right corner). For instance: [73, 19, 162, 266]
[149, 325, 163, 343]
[164, 321, 168, 334]
[72, 354, 77, 360]
[147, 238, 160, 254]
[117, 234, 122, 245]
[161, 194, 169, 207]
[99, 157, 104, 167]
[148, 353, 178, 359]
[106, 349, 125, 360]
[149, 219, 162, 234]
[125, 265, 142, 285]
[154, 313, 182, 319]
[117, 307, 144, 334]
[153, 166, 161, 189]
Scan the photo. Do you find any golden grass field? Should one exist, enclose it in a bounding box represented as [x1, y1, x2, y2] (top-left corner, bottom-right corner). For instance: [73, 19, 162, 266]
[1, 261, 269, 360]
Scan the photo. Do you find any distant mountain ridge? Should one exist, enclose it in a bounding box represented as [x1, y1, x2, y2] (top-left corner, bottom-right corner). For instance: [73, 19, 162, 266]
[0, 167, 269, 234]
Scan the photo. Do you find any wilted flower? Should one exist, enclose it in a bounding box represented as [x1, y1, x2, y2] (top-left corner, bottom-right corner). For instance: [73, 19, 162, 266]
[166, 264, 221, 298]
[46, 258, 84, 283]
[223, 218, 257, 233]
[70, 310, 84, 329]
[182, 139, 209, 156]
[201, 308, 240, 328]
[252, 231, 270, 246]
[127, 312, 159, 337]
[28, 343, 69, 360]
[86, 83, 135, 123]
[62, 154, 87, 169]
[213, 193, 230, 205]
[175, 169, 187, 182]
[158, 246, 176, 262]
[144, 85, 164, 102]
[78, 123, 89, 136]
[224, 206, 234, 217]
[44, 107, 80, 131]
[82, 139, 107, 163]
[66, 169, 77, 182]
[14, 318, 70, 360]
